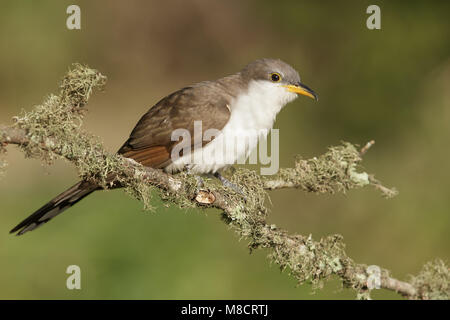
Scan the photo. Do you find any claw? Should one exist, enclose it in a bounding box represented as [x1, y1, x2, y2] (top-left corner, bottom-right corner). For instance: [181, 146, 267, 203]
[213, 172, 245, 197]
[184, 165, 205, 189]
[195, 175, 205, 188]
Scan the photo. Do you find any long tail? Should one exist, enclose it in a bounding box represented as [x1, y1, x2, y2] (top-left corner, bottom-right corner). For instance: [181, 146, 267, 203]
[10, 180, 98, 236]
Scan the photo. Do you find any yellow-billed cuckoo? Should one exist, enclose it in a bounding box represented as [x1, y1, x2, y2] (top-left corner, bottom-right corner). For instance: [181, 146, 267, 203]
[11, 58, 317, 235]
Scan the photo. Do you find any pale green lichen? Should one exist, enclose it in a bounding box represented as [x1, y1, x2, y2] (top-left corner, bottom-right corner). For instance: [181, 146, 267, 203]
[5, 64, 444, 300]
[349, 166, 370, 186]
[13, 64, 106, 166]
[0, 155, 6, 179]
[292, 142, 364, 194]
[410, 259, 449, 300]
[265, 233, 351, 290]
[8, 64, 156, 208]
[263, 142, 396, 198]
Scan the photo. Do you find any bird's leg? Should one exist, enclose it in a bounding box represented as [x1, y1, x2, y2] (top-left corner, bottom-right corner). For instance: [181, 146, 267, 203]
[184, 165, 204, 188]
[213, 172, 245, 196]
[195, 175, 205, 188]
[185, 165, 244, 196]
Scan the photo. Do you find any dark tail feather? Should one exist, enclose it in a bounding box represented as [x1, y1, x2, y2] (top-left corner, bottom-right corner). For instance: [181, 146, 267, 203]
[10, 180, 98, 236]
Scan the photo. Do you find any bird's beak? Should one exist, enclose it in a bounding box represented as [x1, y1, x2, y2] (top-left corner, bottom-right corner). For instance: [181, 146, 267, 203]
[283, 82, 318, 101]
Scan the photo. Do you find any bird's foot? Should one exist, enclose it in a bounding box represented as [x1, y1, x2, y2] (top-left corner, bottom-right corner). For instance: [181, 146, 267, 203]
[194, 175, 205, 188]
[184, 166, 245, 197]
[213, 172, 245, 197]
[184, 165, 205, 189]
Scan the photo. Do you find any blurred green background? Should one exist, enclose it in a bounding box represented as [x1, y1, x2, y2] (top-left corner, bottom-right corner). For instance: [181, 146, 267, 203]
[0, 0, 449, 299]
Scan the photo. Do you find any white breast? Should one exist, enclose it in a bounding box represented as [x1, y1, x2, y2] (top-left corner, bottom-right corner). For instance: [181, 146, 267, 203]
[166, 80, 297, 174]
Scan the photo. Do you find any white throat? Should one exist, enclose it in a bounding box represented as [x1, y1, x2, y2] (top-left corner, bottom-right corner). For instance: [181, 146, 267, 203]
[227, 80, 298, 131]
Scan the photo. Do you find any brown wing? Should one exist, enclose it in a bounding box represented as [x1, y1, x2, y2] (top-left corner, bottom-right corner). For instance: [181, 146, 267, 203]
[118, 84, 232, 168]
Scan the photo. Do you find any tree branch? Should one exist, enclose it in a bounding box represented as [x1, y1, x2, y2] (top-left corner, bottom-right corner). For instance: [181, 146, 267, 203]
[0, 64, 448, 299]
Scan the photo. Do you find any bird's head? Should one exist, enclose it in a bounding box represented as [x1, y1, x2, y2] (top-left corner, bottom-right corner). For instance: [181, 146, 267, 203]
[240, 58, 318, 105]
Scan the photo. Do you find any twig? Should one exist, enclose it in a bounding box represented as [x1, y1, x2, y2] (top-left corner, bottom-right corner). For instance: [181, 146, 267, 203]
[0, 64, 448, 300]
[360, 140, 375, 156]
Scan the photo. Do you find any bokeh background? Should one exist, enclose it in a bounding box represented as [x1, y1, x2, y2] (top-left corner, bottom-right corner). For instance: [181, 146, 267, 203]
[0, 0, 449, 299]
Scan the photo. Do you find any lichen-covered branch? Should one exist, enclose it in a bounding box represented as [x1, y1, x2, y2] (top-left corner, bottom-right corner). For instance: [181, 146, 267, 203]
[0, 64, 448, 300]
[261, 143, 398, 198]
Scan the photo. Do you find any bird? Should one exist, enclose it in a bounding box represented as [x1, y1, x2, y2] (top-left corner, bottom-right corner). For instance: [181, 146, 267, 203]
[10, 58, 317, 236]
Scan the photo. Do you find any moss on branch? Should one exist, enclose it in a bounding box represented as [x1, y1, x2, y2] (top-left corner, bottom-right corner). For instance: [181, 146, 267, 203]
[0, 64, 448, 300]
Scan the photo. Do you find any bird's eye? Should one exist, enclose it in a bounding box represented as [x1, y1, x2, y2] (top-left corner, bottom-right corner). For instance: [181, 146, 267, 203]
[270, 72, 281, 82]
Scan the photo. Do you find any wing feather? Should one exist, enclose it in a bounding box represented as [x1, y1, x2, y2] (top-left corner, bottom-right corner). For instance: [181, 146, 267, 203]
[118, 84, 233, 168]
